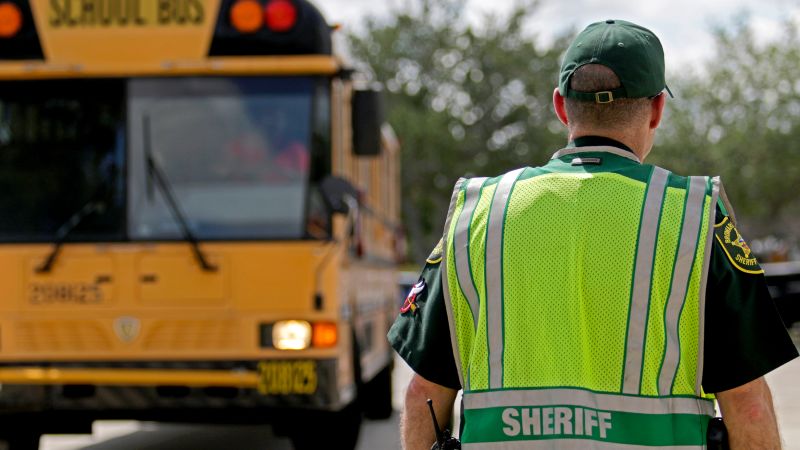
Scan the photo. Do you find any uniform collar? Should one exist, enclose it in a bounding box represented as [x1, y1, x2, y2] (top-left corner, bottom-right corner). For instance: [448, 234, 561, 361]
[568, 136, 635, 153]
[551, 136, 641, 164]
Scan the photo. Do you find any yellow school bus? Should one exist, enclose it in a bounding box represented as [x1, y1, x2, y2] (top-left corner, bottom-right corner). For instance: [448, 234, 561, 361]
[0, 0, 401, 447]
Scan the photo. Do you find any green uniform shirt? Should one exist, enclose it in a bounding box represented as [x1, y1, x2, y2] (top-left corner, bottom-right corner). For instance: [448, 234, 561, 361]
[389, 137, 798, 394]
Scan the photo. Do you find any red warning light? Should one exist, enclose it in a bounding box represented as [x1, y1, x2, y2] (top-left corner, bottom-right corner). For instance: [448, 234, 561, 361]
[264, 0, 297, 33]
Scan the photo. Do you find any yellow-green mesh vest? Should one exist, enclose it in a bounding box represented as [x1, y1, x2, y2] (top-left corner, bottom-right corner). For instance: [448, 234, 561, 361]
[442, 147, 721, 448]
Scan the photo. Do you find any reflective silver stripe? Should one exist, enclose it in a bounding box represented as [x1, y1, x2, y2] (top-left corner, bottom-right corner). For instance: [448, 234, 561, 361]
[622, 167, 669, 394]
[453, 177, 488, 330]
[442, 177, 468, 389]
[463, 388, 714, 416]
[658, 177, 708, 395]
[551, 146, 641, 163]
[696, 177, 719, 396]
[464, 441, 705, 449]
[486, 168, 525, 389]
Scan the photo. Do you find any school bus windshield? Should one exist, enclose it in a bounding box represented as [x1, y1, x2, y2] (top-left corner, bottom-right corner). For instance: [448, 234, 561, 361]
[0, 76, 331, 242]
[129, 76, 325, 240]
[0, 79, 126, 243]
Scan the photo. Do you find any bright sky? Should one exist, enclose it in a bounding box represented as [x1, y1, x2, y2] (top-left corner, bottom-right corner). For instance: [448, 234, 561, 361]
[317, 0, 800, 68]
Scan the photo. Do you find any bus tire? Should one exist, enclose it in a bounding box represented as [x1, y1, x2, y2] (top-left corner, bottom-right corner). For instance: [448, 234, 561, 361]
[2, 430, 41, 450]
[361, 364, 393, 420]
[289, 401, 362, 450]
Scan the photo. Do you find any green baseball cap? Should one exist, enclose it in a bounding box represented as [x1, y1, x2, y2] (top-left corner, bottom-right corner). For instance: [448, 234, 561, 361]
[559, 19, 673, 103]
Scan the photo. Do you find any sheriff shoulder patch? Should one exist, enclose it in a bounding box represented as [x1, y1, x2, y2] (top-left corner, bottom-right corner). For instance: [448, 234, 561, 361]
[426, 239, 444, 264]
[714, 216, 764, 275]
[400, 279, 425, 314]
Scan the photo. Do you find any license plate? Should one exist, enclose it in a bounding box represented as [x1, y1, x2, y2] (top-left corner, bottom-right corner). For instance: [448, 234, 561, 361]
[256, 360, 318, 395]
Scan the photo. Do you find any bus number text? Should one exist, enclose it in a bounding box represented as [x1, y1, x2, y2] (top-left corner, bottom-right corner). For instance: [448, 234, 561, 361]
[29, 283, 104, 305]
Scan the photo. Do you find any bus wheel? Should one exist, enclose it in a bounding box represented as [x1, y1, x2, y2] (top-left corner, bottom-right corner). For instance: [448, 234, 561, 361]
[289, 401, 362, 450]
[361, 364, 393, 420]
[2, 431, 41, 450]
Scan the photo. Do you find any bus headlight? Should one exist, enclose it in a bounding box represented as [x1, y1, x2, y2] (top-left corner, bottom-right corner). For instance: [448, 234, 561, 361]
[260, 321, 338, 350]
[272, 320, 312, 350]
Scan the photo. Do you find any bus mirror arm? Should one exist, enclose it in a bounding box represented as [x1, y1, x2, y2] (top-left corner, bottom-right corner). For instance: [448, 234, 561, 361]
[312, 241, 338, 311]
[343, 195, 359, 228]
[343, 194, 366, 258]
[311, 193, 358, 311]
[319, 175, 359, 215]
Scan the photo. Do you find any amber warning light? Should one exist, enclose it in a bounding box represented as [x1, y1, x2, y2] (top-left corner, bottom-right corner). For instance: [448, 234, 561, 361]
[229, 0, 297, 34]
[230, 0, 262, 33]
[0, 1, 22, 38]
[311, 322, 337, 348]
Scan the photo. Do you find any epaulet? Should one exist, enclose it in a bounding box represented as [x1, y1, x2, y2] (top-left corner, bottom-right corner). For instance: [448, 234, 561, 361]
[715, 180, 737, 225]
[425, 238, 443, 264]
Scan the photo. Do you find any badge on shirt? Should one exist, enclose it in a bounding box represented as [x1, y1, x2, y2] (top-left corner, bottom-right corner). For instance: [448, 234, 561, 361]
[714, 217, 764, 275]
[426, 239, 444, 264]
[400, 280, 425, 314]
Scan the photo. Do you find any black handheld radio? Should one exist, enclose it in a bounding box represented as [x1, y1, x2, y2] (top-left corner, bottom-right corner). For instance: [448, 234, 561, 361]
[426, 399, 461, 450]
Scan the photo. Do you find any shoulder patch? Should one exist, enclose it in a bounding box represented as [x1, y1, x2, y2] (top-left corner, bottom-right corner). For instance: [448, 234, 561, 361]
[426, 239, 443, 264]
[714, 217, 764, 274]
[400, 280, 425, 314]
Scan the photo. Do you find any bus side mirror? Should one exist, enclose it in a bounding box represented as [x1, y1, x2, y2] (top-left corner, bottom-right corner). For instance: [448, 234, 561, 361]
[352, 89, 384, 157]
[320, 176, 359, 215]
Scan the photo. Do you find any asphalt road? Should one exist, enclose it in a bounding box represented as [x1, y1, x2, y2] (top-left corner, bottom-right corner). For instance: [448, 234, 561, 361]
[40, 330, 800, 449]
[39, 356, 412, 450]
[40, 415, 401, 450]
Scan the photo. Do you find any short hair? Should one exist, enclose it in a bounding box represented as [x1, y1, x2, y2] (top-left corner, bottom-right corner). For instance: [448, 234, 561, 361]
[564, 64, 651, 130]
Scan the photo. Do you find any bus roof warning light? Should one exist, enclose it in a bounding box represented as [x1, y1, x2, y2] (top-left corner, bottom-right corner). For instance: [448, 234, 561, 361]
[230, 0, 264, 34]
[265, 0, 297, 32]
[0, 2, 22, 38]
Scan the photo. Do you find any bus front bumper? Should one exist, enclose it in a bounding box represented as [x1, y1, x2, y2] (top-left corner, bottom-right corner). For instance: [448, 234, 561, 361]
[0, 359, 355, 413]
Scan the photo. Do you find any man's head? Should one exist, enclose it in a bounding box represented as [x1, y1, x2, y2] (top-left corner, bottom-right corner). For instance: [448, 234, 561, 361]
[552, 20, 670, 160]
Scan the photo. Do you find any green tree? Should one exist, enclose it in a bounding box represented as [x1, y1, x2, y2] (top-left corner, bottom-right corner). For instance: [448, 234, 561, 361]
[349, 0, 572, 262]
[654, 19, 800, 253]
[351, 6, 800, 261]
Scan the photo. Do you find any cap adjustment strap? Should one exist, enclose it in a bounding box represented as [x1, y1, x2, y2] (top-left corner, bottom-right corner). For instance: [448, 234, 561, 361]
[595, 91, 613, 103]
[565, 86, 627, 103]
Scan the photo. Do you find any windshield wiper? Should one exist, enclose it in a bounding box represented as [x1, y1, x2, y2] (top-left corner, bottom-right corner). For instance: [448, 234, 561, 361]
[143, 115, 217, 272]
[36, 200, 106, 273]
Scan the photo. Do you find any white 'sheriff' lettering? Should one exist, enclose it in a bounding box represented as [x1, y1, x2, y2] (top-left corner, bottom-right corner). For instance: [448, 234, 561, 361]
[501, 406, 613, 438]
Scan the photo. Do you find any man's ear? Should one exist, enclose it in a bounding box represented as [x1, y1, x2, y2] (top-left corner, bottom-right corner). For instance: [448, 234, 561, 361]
[650, 93, 666, 129]
[553, 88, 569, 126]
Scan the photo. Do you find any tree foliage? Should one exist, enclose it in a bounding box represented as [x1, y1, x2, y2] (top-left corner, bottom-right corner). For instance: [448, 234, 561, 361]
[349, 5, 800, 261]
[654, 19, 800, 248]
[349, 0, 572, 262]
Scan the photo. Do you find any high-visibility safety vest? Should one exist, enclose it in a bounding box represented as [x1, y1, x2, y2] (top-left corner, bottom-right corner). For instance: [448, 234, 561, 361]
[441, 146, 729, 449]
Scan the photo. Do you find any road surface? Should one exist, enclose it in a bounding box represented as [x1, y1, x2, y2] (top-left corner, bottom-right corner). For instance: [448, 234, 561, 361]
[38, 358, 411, 450]
[41, 328, 800, 449]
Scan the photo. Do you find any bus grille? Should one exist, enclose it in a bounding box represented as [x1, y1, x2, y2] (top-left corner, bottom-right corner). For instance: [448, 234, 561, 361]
[141, 320, 240, 351]
[15, 321, 113, 352]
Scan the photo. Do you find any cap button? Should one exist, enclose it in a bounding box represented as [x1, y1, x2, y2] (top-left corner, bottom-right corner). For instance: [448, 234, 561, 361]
[606, 19, 615, 24]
